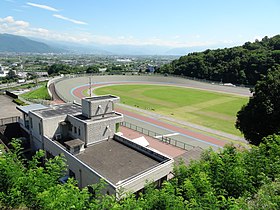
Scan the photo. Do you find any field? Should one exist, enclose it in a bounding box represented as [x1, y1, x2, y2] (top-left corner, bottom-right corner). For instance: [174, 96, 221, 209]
[94, 84, 248, 136]
[21, 83, 51, 100]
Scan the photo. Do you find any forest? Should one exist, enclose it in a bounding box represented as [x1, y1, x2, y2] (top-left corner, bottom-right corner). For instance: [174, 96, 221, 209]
[158, 35, 280, 85]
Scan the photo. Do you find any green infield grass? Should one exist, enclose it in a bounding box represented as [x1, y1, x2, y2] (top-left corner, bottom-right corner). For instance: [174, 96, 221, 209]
[21, 83, 51, 100]
[94, 84, 248, 136]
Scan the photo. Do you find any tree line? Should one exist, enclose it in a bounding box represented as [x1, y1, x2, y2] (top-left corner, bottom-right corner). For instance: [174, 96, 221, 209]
[158, 35, 280, 85]
[1, 135, 280, 209]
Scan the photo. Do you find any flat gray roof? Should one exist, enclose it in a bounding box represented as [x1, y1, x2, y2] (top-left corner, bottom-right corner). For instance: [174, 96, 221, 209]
[33, 103, 81, 118]
[17, 104, 47, 115]
[76, 139, 160, 184]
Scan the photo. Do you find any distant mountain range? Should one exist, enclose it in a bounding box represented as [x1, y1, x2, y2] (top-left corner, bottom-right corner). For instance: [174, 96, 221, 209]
[0, 33, 234, 55]
[0, 33, 64, 53]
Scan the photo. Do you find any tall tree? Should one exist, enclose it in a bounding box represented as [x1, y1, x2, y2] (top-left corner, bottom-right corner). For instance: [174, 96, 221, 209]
[236, 67, 280, 145]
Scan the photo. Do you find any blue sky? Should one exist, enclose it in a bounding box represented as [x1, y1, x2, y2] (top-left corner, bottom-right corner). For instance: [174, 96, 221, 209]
[1, 0, 280, 48]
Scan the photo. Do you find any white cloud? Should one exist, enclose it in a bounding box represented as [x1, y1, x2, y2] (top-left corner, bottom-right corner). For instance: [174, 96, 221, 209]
[0, 16, 90, 43]
[27, 2, 59, 12]
[53, 14, 87, 25]
[0, 16, 29, 27]
[0, 16, 226, 48]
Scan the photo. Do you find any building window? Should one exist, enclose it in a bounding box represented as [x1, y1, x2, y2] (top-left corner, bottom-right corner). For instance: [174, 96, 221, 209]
[78, 127, 81, 136]
[74, 126, 77, 134]
[39, 122, 42, 135]
[30, 117, 33, 129]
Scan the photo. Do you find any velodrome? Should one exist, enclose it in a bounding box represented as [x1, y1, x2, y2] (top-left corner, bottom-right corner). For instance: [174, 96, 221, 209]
[54, 75, 251, 150]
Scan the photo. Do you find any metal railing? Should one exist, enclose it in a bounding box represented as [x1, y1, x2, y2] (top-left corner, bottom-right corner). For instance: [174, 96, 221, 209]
[0, 116, 20, 126]
[120, 121, 195, 151]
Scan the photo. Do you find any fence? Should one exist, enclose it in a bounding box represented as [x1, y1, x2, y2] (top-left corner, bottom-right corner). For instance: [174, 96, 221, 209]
[0, 116, 20, 126]
[120, 121, 196, 151]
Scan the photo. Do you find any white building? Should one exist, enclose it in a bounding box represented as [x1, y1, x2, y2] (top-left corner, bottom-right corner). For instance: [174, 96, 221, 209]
[0, 65, 9, 77]
[17, 95, 173, 196]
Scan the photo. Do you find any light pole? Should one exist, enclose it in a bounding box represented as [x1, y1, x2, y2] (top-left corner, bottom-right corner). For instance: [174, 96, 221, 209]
[89, 77, 92, 97]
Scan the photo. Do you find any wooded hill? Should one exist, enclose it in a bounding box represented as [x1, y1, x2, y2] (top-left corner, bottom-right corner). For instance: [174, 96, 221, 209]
[159, 35, 280, 85]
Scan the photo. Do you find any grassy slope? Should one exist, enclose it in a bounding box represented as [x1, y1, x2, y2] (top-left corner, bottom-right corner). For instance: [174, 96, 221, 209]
[94, 84, 248, 136]
[21, 83, 50, 100]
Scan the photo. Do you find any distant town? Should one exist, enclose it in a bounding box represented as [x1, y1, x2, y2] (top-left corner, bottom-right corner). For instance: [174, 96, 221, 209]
[0, 53, 177, 85]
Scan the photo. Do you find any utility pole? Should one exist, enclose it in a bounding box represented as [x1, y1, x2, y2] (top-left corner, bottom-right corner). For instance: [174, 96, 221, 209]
[89, 77, 92, 97]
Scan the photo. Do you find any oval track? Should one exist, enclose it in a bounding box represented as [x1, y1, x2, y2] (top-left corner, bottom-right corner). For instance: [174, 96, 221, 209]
[54, 75, 249, 149]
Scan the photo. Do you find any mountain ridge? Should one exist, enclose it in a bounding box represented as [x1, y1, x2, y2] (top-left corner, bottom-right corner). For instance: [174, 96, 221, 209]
[0, 33, 63, 53]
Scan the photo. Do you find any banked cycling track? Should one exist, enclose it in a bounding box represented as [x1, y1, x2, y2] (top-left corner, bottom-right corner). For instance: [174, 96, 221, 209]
[54, 75, 251, 150]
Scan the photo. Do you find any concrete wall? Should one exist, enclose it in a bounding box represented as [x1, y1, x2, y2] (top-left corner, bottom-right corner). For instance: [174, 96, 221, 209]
[29, 112, 43, 147]
[82, 98, 118, 118]
[30, 135, 43, 150]
[67, 115, 86, 141]
[81, 99, 91, 118]
[118, 160, 173, 194]
[29, 112, 68, 149]
[86, 114, 123, 146]
[43, 115, 67, 138]
[44, 136, 116, 194]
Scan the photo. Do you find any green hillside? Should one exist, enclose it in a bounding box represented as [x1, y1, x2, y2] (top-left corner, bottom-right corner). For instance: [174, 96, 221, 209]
[159, 35, 280, 85]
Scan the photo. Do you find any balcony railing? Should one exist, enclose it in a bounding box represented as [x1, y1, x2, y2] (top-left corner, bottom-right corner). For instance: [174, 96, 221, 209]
[0, 116, 20, 126]
[120, 121, 199, 151]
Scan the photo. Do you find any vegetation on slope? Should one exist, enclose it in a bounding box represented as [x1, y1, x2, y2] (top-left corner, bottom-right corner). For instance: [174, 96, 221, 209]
[1, 135, 280, 209]
[20, 82, 51, 100]
[158, 35, 280, 85]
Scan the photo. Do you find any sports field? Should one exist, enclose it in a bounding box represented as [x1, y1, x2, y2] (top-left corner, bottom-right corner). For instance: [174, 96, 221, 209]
[94, 84, 248, 136]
